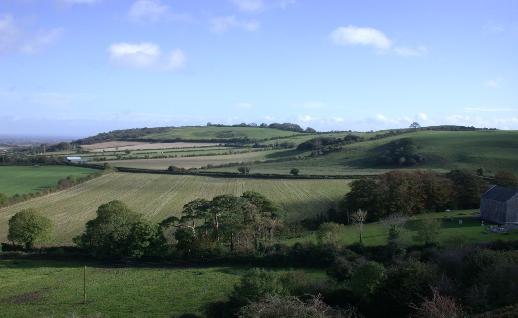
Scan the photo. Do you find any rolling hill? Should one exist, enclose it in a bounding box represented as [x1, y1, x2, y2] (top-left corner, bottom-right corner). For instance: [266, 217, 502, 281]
[205, 130, 518, 175]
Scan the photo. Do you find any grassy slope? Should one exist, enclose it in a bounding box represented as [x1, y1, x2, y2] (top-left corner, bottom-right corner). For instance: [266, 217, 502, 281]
[0, 261, 324, 317]
[208, 130, 518, 175]
[141, 126, 302, 141]
[286, 210, 518, 247]
[0, 166, 99, 196]
[0, 173, 350, 244]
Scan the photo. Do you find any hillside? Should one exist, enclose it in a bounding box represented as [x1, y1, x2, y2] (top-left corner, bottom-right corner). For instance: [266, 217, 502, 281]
[0, 173, 350, 244]
[205, 130, 518, 175]
[75, 124, 311, 144]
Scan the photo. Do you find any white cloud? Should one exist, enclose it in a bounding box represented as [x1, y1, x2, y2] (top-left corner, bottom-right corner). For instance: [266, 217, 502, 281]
[330, 25, 427, 57]
[485, 78, 502, 88]
[0, 15, 62, 55]
[298, 114, 317, 123]
[331, 26, 391, 49]
[230, 0, 265, 12]
[108, 42, 186, 70]
[210, 16, 259, 33]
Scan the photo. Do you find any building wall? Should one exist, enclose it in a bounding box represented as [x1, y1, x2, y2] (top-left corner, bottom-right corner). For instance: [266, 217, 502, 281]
[505, 196, 518, 224]
[481, 198, 507, 224]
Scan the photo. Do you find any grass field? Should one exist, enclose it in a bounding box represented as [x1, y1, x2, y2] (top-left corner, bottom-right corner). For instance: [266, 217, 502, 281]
[209, 130, 518, 175]
[104, 149, 290, 169]
[82, 141, 220, 152]
[0, 260, 325, 317]
[141, 126, 302, 141]
[0, 166, 99, 197]
[0, 173, 350, 244]
[287, 210, 518, 247]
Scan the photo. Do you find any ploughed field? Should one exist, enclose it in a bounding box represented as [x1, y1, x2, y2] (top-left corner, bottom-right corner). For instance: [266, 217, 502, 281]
[81, 141, 221, 152]
[0, 172, 350, 244]
[0, 165, 99, 196]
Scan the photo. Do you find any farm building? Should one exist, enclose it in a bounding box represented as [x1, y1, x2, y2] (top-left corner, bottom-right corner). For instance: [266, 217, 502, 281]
[480, 185, 518, 224]
[66, 156, 85, 163]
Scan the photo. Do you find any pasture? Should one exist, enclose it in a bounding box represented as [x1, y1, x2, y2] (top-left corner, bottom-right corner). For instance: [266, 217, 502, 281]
[287, 210, 518, 247]
[0, 165, 99, 197]
[104, 149, 286, 169]
[81, 141, 220, 152]
[209, 130, 518, 175]
[0, 172, 350, 244]
[141, 126, 302, 141]
[0, 260, 324, 317]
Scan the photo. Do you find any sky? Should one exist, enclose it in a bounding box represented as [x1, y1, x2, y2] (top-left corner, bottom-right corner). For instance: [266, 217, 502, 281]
[0, 0, 517, 137]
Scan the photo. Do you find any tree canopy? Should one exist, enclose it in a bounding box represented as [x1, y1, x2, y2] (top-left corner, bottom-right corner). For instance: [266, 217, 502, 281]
[8, 209, 53, 249]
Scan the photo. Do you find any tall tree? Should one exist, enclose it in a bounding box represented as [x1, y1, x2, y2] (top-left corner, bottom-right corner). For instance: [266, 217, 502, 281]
[8, 209, 52, 249]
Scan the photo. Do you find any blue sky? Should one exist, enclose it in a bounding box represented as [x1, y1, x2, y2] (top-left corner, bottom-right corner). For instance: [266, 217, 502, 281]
[0, 0, 517, 137]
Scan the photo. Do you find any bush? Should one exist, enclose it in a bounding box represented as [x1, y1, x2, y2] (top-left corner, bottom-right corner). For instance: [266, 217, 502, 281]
[316, 222, 344, 246]
[8, 209, 53, 249]
[413, 218, 442, 245]
[238, 294, 358, 318]
[350, 261, 385, 299]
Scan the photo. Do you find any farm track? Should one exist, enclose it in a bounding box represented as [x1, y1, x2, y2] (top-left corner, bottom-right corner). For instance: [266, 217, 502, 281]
[0, 172, 350, 244]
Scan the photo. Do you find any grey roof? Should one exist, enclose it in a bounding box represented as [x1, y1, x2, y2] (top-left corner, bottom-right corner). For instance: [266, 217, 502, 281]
[483, 186, 518, 202]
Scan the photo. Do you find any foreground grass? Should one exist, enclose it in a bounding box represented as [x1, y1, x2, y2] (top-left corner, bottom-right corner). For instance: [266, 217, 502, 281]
[0, 173, 350, 244]
[0, 260, 238, 317]
[0, 165, 99, 196]
[286, 210, 518, 246]
[0, 260, 325, 318]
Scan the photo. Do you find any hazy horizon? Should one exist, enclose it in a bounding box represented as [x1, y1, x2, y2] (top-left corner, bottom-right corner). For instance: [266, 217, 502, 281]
[1, 0, 517, 136]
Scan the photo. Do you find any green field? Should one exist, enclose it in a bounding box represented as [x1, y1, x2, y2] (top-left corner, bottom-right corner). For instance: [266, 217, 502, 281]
[287, 210, 518, 247]
[0, 172, 350, 244]
[104, 149, 288, 170]
[141, 126, 302, 141]
[0, 260, 324, 317]
[208, 130, 518, 175]
[0, 166, 99, 196]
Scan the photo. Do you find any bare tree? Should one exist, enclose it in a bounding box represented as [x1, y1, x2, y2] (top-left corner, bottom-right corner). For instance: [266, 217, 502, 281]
[351, 209, 368, 244]
[410, 288, 464, 318]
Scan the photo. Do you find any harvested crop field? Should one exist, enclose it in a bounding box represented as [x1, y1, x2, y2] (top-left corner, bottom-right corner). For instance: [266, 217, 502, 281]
[105, 150, 281, 169]
[0, 172, 350, 244]
[82, 141, 220, 152]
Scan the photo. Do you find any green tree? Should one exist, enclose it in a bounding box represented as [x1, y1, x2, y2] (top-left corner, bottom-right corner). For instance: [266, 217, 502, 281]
[447, 169, 485, 209]
[290, 168, 300, 176]
[126, 221, 164, 258]
[238, 166, 250, 174]
[73, 200, 142, 258]
[350, 261, 385, 298]
[8, 209, 52, 249]
[316, 222, 344, 246]
[413, 218, 441, 245]
[494, 170, 518, 188]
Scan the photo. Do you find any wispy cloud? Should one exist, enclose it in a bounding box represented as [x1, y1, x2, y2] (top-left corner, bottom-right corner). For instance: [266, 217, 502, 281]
[59, 0, 102, 4]
[330, 25, 427, 57]
[210, 16, 259, 33]
[485, 78, 502, 88]
[0, 14, 63, 55]
[465, 107, 515, 112]
[128, 0, 192, 24]
[230, 0, 265, 12]
[108, 42, 186, 70]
